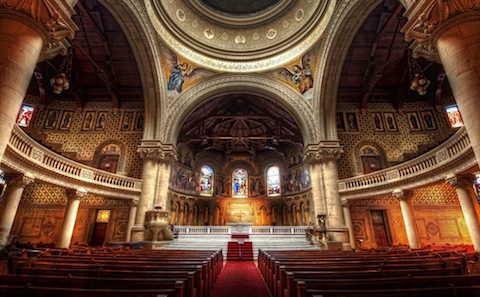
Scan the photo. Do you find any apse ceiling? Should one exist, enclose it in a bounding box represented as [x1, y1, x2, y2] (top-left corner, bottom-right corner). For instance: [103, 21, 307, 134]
[178, 95, 303, 155]
[27, 0, 143, 108]
[338, 0, 451, 108]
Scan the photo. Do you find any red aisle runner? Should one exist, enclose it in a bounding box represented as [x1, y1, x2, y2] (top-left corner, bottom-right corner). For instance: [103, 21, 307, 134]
[211, 262, 272, 297]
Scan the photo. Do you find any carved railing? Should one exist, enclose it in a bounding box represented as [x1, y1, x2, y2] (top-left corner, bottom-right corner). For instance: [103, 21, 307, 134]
[173, 225, 307, 235]
[2, 125, 142, 199]
[338, 127, 476, 199]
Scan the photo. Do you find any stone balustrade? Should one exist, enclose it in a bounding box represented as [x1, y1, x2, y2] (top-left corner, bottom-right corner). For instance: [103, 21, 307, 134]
[173, 225, 307, 235]
[338, 127, 476, 199]
[1, 125, 142, 199]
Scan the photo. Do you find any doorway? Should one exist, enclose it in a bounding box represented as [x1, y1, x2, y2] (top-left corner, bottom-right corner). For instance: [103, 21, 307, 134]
[90, 209, 111, 246]
[370, 209, 391, 247]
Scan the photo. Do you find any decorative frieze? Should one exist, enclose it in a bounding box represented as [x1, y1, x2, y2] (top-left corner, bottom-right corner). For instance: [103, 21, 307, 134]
[304, 142, 344, 163]
[137, 141, 177, 163]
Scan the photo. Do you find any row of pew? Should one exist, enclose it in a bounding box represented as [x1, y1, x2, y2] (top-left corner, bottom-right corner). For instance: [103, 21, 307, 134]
[0, 247, 223, 297]
[258, 247, 480, 297]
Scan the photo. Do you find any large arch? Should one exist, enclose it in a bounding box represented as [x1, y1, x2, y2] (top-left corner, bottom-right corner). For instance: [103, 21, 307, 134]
[97, 0, 168, 140]
[313, 0, 407, 140]
[161, 74, 320, 147]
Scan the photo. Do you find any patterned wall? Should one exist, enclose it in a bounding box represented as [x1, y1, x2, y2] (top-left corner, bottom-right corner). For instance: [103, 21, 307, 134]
[337, 101, 457, 179]
[349, 182, 471, 249]
[11, 183, 131, 245]
[22, 97, 143, 178]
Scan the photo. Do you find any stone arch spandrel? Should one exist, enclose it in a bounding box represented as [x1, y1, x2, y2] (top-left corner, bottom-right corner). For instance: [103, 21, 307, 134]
[98, 0, 167, 140]
[313, 0, 407, 140]
[161, 74, 319, 147]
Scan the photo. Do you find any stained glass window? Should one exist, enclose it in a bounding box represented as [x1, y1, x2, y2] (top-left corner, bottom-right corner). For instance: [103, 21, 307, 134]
[232, 168, 248, 197]
[200, 165, 214, 196]
[473, 172, 480, 203]
[16, 104, 35, 128]
[267, 166, 281, 196]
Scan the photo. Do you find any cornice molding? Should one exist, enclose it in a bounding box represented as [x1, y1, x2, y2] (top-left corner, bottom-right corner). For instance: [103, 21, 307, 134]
[137, 141, 178, 163]
[304, 141, 343, 163]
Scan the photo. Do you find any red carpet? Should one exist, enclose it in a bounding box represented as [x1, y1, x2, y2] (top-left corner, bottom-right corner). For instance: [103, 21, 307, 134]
[226, 241, 254, 261]
[211, 262, 272, 297]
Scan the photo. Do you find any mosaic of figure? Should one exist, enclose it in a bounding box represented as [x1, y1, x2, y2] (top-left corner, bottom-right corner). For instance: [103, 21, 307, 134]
[232, 168, 248, 197]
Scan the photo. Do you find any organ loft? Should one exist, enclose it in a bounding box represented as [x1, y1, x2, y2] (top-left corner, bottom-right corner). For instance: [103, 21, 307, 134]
[0, 0, 480, 296]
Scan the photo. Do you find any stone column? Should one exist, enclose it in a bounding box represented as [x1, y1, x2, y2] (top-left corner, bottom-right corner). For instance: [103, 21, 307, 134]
[0, 173, 34, 247]
[0, 1, 77, 162]
[403, 1, 480, 166]
[305, 144, 349, 245]
[342, 199, 356, 249]
[446, 174, 480, 251]
[57, 188, 87, 248]
[135, 157, 159, 226]
[393, 189, 420, 249]
[125, 199, 138, 242]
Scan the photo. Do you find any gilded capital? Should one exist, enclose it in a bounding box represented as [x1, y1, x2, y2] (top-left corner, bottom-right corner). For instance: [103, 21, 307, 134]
[304, 142, 343, 164]
[445, 174, 474, 189]
[9, 173, 34, 188]
[402, 0, 480, 61]
[137, 141, 178, 163]
[0, 0, 79, 59]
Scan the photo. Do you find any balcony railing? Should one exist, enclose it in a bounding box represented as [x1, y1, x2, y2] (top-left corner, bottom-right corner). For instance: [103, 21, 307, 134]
[173, 225, 307, 235]
[338, 127, 475, 198]
[2, 125, 142, 199]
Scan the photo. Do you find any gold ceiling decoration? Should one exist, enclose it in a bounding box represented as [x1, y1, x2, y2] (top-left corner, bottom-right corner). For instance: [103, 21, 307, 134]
[146, 0, 335, 73]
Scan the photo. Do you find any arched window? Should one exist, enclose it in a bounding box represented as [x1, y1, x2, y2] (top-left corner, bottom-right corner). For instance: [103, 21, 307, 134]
[267, 166, 281, 196]
[232, 168, 248, 197]
[359, 145, 383, 174]
[200, 165, 214, 196]
[98, 144, 121, 173]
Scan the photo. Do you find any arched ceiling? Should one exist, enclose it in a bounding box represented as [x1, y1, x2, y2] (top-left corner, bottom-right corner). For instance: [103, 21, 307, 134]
[178, 95, 303, 155]
[27, 0, 143, 108]
[200, 0, 280, 15]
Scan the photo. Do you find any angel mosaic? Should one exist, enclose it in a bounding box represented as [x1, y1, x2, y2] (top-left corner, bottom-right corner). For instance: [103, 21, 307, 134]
[278, 55, 314, 94]
[164, 49, 212, 94]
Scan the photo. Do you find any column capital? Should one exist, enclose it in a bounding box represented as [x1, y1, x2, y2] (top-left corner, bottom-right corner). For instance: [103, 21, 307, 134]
[130, 199, 139, 207]
[304, 142, 343, 164]
[66, 188, 87, 200]
[402, 0, 480, 61]
[341, 199, 350, 207]
[8, 173, 34, 188]
[137, 141, 177, 163]
[0, 0, 79, 60]
[445, 174, 474, 189]
[392, 189, 411, 201]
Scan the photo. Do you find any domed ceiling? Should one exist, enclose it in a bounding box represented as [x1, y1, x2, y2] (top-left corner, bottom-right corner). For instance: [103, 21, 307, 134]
[146, 0, 335, 72]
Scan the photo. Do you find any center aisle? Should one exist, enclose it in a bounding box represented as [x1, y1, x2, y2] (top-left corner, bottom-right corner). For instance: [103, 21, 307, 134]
[210, 262, 272, 297]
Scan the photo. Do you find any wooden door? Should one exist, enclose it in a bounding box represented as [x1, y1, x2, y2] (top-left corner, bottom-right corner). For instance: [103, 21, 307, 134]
[361, 156, 382, 173]
[370, 210, 391, 247]
[90, 223, 108, 246]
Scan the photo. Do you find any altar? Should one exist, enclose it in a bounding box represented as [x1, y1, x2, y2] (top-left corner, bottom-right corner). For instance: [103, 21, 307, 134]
[227, 223, 252, 234]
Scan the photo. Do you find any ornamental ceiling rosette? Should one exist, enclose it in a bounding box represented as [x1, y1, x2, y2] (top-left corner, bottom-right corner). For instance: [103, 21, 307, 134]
[145, 0, 335, 72]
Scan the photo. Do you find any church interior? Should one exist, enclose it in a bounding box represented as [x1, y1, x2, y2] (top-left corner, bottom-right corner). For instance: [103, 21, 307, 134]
[0, 0, 480, 296]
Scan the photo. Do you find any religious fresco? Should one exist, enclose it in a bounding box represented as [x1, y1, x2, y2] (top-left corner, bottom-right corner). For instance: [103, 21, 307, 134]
[160, 45, 215, 96]
[269, 44, 320, 102]
[282, 165, 311, 195]
[169, 164, 199, 195]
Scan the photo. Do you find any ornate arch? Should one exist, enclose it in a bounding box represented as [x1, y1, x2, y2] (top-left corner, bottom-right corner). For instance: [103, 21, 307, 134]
[98, 0, 168, 140]
[313, 0, 407, 140]
[161, 74, 320, 146]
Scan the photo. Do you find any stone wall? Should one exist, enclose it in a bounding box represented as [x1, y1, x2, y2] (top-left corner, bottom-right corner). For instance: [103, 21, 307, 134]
[21, 97, 143, 178]
[337, 101, 457, 179]
[349, 182, 471, 249]
[11, 183, 130, 245]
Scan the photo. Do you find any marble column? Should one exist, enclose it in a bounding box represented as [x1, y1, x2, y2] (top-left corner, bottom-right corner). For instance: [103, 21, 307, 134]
[342, 199, 356, 249]
[307, 160, 327, 221]
[446, 174, 480, 251]
[125, 199, 138, 242]
[57, 188, 87, 248]
[135, 158, 159, 226]
[0, 173, 34, 247]
[393, 189, 420, 249]
[0, 1, 77, 162]
[403, 1, 480, 166]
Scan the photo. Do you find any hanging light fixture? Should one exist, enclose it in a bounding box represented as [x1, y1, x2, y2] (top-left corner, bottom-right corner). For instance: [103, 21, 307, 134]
[50, 49, 73, 94]
[408, 50, 430, 96]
